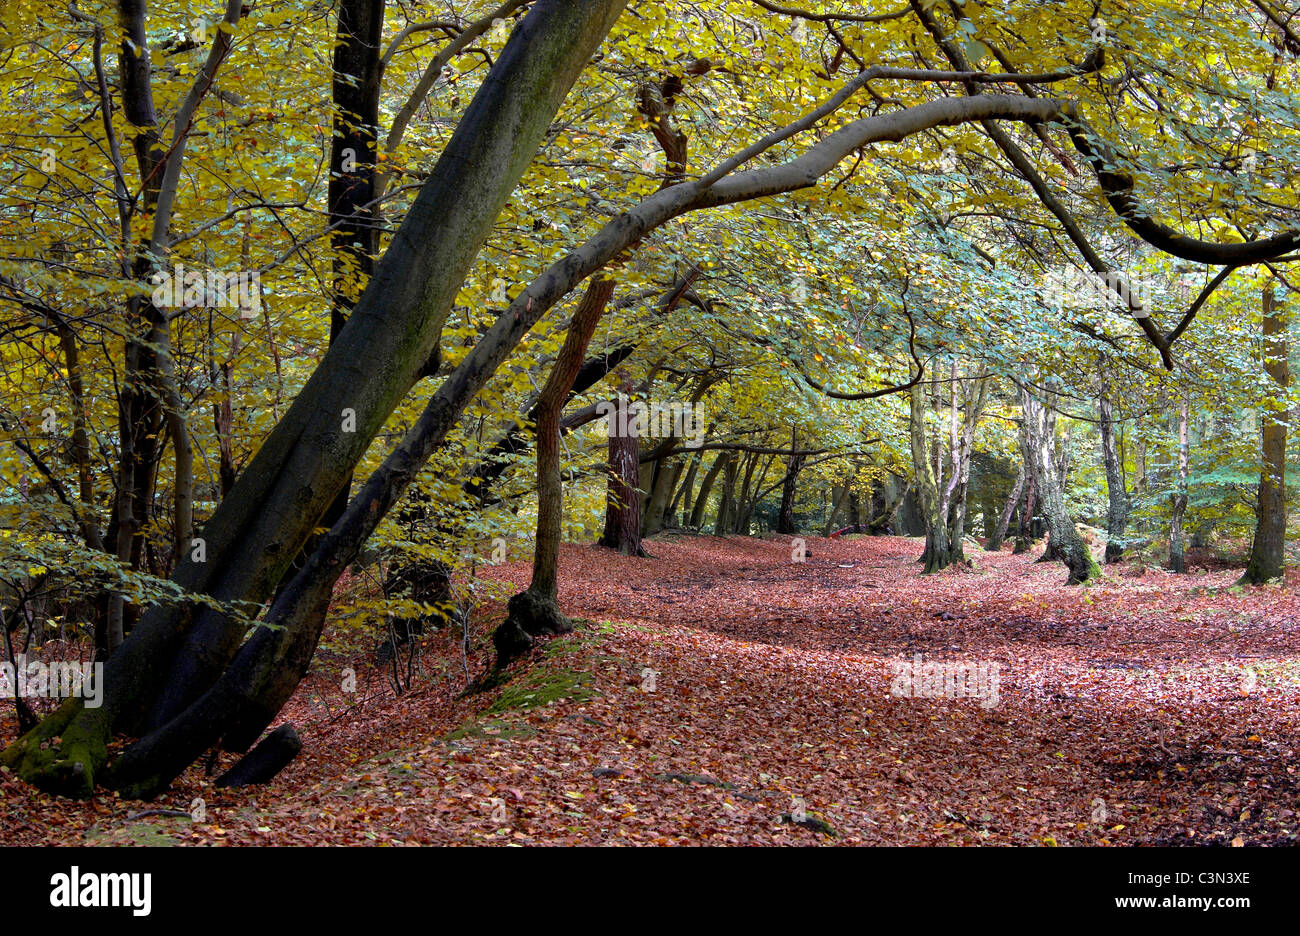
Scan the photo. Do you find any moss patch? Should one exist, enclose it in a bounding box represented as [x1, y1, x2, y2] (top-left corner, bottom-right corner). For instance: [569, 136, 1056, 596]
[487, 667, 596, 714]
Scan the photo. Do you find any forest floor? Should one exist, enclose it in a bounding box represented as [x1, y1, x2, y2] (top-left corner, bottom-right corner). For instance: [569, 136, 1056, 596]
[4, 534, 1300, 846]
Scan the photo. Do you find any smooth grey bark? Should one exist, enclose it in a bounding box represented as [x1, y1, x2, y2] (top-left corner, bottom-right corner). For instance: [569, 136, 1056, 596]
[1019, 386, 1098, 585]
[1169, 396, 1190, 573]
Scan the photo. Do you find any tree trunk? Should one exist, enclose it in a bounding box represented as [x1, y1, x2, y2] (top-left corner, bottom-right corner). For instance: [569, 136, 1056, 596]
[985, 461, 1024, 551]
[776, 447, 806, 535]
[942, 372, 989, 565]
[823, 479, 853, 536]
[715, 454, 738, 536]
[642, 457, 682, 536]
[600, 384, 646, 557]
[494, 279, 613, 665]
[1020, 386, 1098, 584]
[1013, 470, 1037, 554]
[1169, 396, 1190, 573]
[1099, 384, 1129, 562]
[1241, 284, 1289, 584]
[689, 453, 728, 529]
[910, 383, 950, 572]
[670, 451, 701, 524]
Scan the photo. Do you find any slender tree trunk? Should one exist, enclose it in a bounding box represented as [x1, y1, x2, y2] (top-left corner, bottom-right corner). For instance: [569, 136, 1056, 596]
[943, 372, 989, 564]
[823, 479, 853, 536]
[1241, 284, 1289, 584]
[776, 445, 806, 535]
[689, 453, 728, 529]
[1099, 383, 1129, 562]
[910, 383, 950, 572]
[1169, 396, 1190, 573]
[715, 454, 738, 536]
[494, 279, 614, 664]
[671, 451, 701, 524]
[730, 452, 761, 534]
[1013, 470, 1037, 553]
[986, 461, 1024, 551]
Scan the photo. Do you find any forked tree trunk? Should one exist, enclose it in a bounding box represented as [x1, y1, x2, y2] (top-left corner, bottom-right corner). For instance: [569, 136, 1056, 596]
[1020, 386, 1098, 585]
[1241, 285, 1289, 584]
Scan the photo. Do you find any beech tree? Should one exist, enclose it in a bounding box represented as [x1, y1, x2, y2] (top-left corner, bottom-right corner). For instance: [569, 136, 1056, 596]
[1240, 283, 1290, 584]
[7, 0, 1300, 801]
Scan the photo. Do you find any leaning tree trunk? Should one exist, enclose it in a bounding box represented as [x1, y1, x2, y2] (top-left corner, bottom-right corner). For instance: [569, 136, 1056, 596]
[1, 0, 631, 799]
[1169, 396, 1190, 574]
[688, 453, 728, 529]
[1020, 386, 1098, 585]
[494, 279, 614, 665]
[910, 383, 950, 573]
[985, 461, 1024, 552]
[641, 456, 679, 537]
[1098, 384, 1130, 562]
[867, 477, 910, 535]
[1241, 285, 1290, 584]
[823, 479, 854, 536]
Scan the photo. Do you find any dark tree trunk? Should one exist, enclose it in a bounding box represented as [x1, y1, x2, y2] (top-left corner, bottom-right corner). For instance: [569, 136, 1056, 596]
[1241, 285, 1289, 584]
[280, 0, 387, 607]
[776, 448, 806, 535]
[601, 382, 646, 557]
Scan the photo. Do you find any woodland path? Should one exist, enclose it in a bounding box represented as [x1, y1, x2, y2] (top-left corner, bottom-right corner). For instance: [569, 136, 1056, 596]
[4, 535, 1298, 845]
